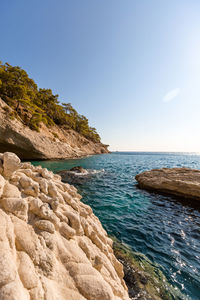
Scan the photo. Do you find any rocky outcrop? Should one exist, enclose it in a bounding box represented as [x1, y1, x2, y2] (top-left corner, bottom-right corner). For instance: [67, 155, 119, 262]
[0, 98, 109, 160]
[57, 167, 104, 185]
[69, 166, 88, 174]
[135, 167, 200, 200]
[0, 152, 129, 300]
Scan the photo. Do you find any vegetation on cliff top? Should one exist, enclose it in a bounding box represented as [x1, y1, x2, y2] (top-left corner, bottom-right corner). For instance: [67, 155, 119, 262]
[0, 61, 101, 143]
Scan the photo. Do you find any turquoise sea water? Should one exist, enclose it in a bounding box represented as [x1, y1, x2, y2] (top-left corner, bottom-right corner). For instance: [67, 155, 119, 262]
[32, 152, 200, 299]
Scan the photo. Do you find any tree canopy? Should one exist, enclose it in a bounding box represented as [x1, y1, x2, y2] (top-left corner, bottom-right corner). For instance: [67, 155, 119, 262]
[0, 61, 101, 143]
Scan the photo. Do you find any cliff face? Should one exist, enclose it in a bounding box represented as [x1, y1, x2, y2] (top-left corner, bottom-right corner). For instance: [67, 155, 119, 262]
[0, 152, 130, 300]
[0, 98, 109, 160]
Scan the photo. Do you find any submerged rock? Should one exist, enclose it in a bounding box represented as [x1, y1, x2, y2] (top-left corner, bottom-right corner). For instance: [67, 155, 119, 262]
[112, 237, 184, 300]
[0, 152, 129, 300]
[57, 167, 104, 185]
[135, 167, 200, 201]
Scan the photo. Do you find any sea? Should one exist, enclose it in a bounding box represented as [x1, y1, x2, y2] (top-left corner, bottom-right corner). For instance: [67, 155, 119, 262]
[32, 152, 200, 300]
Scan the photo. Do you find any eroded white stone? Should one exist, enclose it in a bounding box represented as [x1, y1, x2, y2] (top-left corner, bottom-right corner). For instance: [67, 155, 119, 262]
[34, 220, 55, 234]
[3, 152, 21, 178]
[0, 153, 130, 300]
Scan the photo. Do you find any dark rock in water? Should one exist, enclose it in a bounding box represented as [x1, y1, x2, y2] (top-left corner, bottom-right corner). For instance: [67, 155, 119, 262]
[69, 166, 88, 173]
[57, 167, 89, 184]
[57, 167, 104, 185]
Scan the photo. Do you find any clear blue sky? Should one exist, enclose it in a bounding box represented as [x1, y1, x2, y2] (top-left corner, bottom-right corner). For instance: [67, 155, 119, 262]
[1, 0, 200, 151]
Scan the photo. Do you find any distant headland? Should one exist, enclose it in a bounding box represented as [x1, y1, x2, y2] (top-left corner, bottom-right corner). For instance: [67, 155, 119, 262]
[0, 62, 109, 160]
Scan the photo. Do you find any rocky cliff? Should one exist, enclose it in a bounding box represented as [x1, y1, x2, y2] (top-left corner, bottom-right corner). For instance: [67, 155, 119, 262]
[0, 98, 109, 160]
[0, 152, 129, 300]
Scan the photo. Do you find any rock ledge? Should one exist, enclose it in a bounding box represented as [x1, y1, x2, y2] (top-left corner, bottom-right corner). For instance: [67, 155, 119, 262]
[135, 167, 200, 200]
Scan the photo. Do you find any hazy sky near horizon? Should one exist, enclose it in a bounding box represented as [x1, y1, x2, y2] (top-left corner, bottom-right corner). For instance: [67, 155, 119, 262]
[1, 0, 200, 152]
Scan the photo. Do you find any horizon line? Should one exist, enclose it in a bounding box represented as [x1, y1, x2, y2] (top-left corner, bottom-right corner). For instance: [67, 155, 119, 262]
[109, 150, 200, 154]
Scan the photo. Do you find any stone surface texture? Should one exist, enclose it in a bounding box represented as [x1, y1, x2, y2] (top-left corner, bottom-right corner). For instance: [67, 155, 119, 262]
[0, 98, 109, 160]
[0, 152, 129, 300]
[135, 167, 200, 200]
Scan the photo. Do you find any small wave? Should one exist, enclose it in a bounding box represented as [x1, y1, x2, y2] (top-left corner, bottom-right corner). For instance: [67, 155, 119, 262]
[69, 169, 105, 176]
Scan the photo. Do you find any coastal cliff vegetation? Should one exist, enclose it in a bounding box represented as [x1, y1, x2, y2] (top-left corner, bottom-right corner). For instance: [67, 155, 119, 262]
[0, 61, 100, 143]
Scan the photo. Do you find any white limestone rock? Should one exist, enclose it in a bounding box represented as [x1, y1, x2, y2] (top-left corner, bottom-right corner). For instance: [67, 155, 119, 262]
[0, 153, 130, 300]
[0, 174, 5, 197]
[34, 220, 55, 234]
[136, 167, 200, 200]
[1, 197, 28, 221]
[3, 152, 21, 178]
[2, 182, 21, 198]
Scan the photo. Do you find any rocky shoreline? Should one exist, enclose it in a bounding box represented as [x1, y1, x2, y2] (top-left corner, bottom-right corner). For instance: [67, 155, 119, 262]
[135, 167, 200, 201]
[0, 98, 109, 160]
[0, 152, 129, 299]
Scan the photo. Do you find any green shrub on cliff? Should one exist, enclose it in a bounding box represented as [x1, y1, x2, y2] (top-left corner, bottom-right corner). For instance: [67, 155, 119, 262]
[0, 61, 101, 143]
